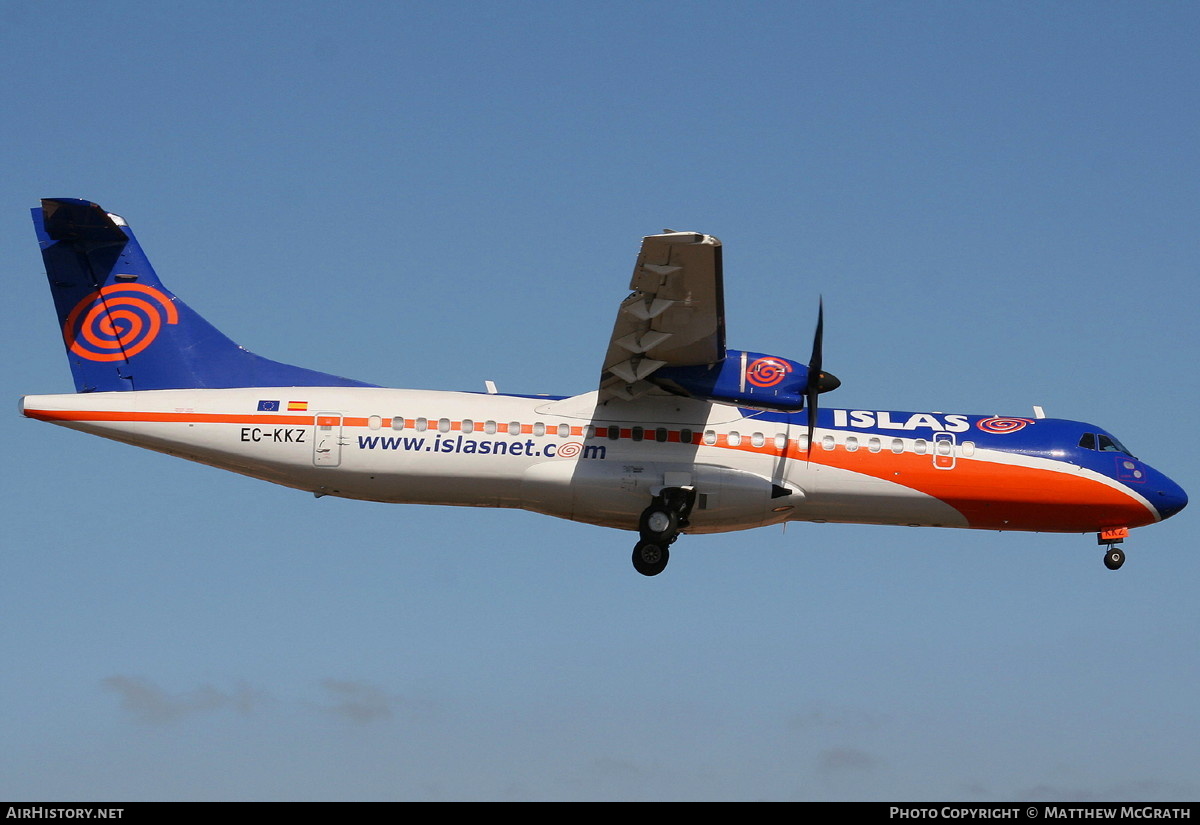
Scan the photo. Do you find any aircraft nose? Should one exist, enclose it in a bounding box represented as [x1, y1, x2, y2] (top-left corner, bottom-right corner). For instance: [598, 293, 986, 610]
[1151, 473, 1188, 521]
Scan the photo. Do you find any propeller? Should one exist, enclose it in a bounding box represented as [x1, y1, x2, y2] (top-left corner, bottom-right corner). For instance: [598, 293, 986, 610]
[805, 298, 841, 453]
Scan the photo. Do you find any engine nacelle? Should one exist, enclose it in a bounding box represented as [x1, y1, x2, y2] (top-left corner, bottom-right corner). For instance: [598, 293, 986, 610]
[652, 350, 810, 412]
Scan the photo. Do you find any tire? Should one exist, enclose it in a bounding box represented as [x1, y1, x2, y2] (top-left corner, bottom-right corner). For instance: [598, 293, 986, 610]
[1103, 548, 1125, 570]
[632, 540, 669, 576]
[638, 507, 679, 541]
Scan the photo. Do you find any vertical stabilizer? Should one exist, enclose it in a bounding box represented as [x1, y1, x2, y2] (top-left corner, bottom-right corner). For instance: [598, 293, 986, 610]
[34, 199, 375, 392]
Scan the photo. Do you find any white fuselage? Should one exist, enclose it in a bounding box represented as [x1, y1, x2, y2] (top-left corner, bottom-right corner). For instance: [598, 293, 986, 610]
[22, 387, 979, 534]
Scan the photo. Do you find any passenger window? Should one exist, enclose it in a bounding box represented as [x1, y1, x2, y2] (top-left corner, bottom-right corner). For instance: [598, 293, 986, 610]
[607, 426, 620, 440]
[416, 417, 428, 432]
[681, 429, 695, 445]
[508, 421, 521, 436]
[558, 423, 570, 437]
[751, 432, 765, 448]
[961, 441, 975, 457]
[485, 420, 497, 434]
[656, 427, 668, 443]
[868, 437, 882, 453]
[913, 439, 928, 455]
[936, 440, 951, 456]
[728, 431, 741, 447]
[391, 416, 405, 431]
[438, 417, 451, 433]
[632, 426, 644, 442]
[821, 435, 835, 451]
[774, 433, 787, 451]
[845, 436, 859, 452]
[704, 430, 717, 446]
[533, 422, 546, 437]
[891, 438, 904, 454]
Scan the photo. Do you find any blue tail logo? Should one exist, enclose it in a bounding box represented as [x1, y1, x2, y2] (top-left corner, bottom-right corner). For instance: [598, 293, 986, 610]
[35, 198, 376, 392]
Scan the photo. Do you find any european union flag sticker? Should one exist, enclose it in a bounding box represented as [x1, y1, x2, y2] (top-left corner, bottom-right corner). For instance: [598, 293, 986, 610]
[257, 400, 280, 411]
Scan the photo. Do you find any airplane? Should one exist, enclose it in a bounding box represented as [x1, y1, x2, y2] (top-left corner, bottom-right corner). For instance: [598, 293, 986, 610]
[19, 198, 1187, 576]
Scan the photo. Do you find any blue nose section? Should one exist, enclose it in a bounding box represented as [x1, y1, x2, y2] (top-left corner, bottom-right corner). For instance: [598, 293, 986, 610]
[1150, 472, 1188, 521]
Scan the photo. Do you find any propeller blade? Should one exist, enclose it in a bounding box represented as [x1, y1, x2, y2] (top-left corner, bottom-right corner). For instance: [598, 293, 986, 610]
[805, 299, 825, 452]
[809, 298, 824, 376]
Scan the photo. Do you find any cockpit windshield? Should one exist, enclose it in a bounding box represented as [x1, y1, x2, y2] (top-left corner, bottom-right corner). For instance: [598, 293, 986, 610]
[1078, 431, 1134, 457]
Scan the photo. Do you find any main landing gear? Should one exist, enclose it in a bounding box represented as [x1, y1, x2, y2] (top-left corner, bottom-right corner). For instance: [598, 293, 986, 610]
[632, 487, 696, 576]
[1098, 528, 1130, 570]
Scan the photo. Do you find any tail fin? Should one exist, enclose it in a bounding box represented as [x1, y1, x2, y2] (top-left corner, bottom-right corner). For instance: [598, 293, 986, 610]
[33, 199, 376, 392]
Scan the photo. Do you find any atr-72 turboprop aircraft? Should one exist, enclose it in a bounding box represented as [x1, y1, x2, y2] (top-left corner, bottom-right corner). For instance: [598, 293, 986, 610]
[20, 199, 1187, 575]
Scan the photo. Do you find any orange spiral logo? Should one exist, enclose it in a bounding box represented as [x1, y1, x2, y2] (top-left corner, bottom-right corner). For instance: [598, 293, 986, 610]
[62, 283, 178, 362]
[976, 416, 1034, 434]
[745, 357, 792, 388]
[555, 442, 583, 458]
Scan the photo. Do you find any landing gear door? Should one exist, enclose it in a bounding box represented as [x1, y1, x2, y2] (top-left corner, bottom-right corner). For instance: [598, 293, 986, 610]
[933, 432, 956, 470]
[313, 414, 343, 467]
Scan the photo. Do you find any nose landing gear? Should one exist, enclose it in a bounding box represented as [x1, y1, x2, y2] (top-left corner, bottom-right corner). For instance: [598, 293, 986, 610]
[1098, 528, 1129, 570]
[631, 487, 696, 576]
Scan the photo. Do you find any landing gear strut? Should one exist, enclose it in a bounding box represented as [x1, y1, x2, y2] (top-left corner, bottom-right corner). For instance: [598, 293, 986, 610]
[631, 487, 696, 576]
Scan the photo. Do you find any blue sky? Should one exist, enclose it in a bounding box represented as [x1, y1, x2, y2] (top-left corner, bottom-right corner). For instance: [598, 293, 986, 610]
[2, 1, 1197, 801]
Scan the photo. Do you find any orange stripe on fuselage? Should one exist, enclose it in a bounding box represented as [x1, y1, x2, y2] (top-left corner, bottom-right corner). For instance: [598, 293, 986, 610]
[705, 434, 1152, 531]
[23, 409, 315, 426]
[809, 446, 1154, 532]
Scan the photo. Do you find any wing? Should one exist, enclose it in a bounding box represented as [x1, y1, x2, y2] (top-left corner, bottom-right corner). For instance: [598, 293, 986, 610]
[599, 231, 725, 400]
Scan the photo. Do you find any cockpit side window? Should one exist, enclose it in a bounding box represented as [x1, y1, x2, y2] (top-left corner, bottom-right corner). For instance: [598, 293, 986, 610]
[1097, 434, 1129, 454]
[1078, 431, 1134, 457]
